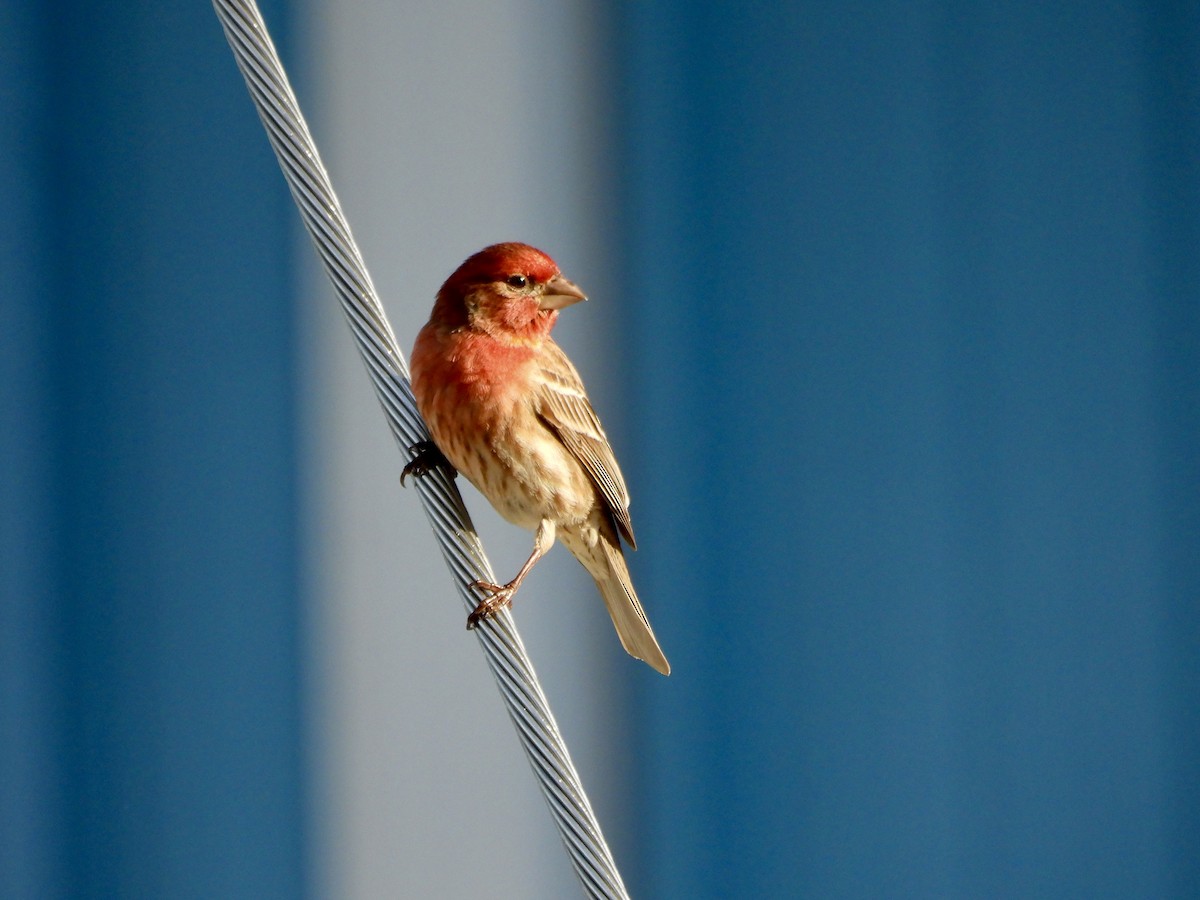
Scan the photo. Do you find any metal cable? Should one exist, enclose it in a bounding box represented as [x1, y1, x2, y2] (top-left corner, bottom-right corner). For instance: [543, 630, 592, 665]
[211, 2, 632, 897]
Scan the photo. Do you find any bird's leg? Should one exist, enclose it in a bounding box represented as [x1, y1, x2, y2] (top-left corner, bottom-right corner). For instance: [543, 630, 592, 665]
[400, 440, 456, 485]
[467, 519, 556, 629]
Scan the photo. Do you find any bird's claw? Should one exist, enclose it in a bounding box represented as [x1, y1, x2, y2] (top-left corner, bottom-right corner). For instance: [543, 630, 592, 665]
[401, 440, 455, 486]
[466, 580, 515, 629]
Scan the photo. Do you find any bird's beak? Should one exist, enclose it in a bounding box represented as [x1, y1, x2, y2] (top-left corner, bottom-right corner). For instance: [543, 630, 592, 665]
[539, 273, 588, 310]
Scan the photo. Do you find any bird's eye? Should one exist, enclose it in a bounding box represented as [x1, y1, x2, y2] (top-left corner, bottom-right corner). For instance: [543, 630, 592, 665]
[506, 274, 529, 289]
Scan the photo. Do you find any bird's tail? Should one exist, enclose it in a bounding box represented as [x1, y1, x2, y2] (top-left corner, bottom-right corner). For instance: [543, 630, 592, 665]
[595, 538, 670, 675]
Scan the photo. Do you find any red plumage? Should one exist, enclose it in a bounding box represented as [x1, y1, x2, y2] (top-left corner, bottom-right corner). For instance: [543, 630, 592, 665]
[410, 243, 669, 674]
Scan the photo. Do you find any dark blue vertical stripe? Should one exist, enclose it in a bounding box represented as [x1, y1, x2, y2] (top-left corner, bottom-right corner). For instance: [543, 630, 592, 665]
[616, 2, 1199, 897]
[1, 1, 307, 897]
[1146, 4, 1200, 895]
[1, 0, 59, 894]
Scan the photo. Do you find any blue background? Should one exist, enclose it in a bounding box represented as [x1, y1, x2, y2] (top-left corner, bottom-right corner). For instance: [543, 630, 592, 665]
[619, 3, 1198, 896]
[2, 1, 1196, 897]
[2, 1, 305, 895]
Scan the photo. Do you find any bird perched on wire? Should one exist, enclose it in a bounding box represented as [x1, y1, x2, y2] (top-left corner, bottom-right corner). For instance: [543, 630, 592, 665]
[405, 242, 669, 675]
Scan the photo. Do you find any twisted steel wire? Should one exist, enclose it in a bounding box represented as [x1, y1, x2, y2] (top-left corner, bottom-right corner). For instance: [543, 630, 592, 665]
[211, 2, 631, 896]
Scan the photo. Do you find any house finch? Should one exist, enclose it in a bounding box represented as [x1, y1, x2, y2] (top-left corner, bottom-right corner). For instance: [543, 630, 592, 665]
[406, 242, 670, 675]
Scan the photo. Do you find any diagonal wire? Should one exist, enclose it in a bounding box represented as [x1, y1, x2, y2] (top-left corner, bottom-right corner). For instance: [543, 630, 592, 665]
[210, 2, 631, 897]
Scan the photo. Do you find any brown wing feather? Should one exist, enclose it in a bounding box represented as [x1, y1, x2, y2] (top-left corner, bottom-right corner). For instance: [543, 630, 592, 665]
[536, 341, 637, 548]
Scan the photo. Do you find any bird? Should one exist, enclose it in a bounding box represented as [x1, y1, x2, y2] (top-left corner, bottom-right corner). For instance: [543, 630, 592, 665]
[406, 242, 670, 675]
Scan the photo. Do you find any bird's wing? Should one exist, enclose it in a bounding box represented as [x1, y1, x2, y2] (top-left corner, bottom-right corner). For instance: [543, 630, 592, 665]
[535, 341, 637, 548]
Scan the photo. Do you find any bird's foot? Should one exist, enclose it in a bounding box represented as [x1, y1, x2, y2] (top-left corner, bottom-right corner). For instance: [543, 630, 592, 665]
[401, 440, 455, 485]
[465, 580, 516, 629]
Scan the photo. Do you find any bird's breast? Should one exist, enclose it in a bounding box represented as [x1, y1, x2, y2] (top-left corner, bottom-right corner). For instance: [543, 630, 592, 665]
[411, 330, 594, 532]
